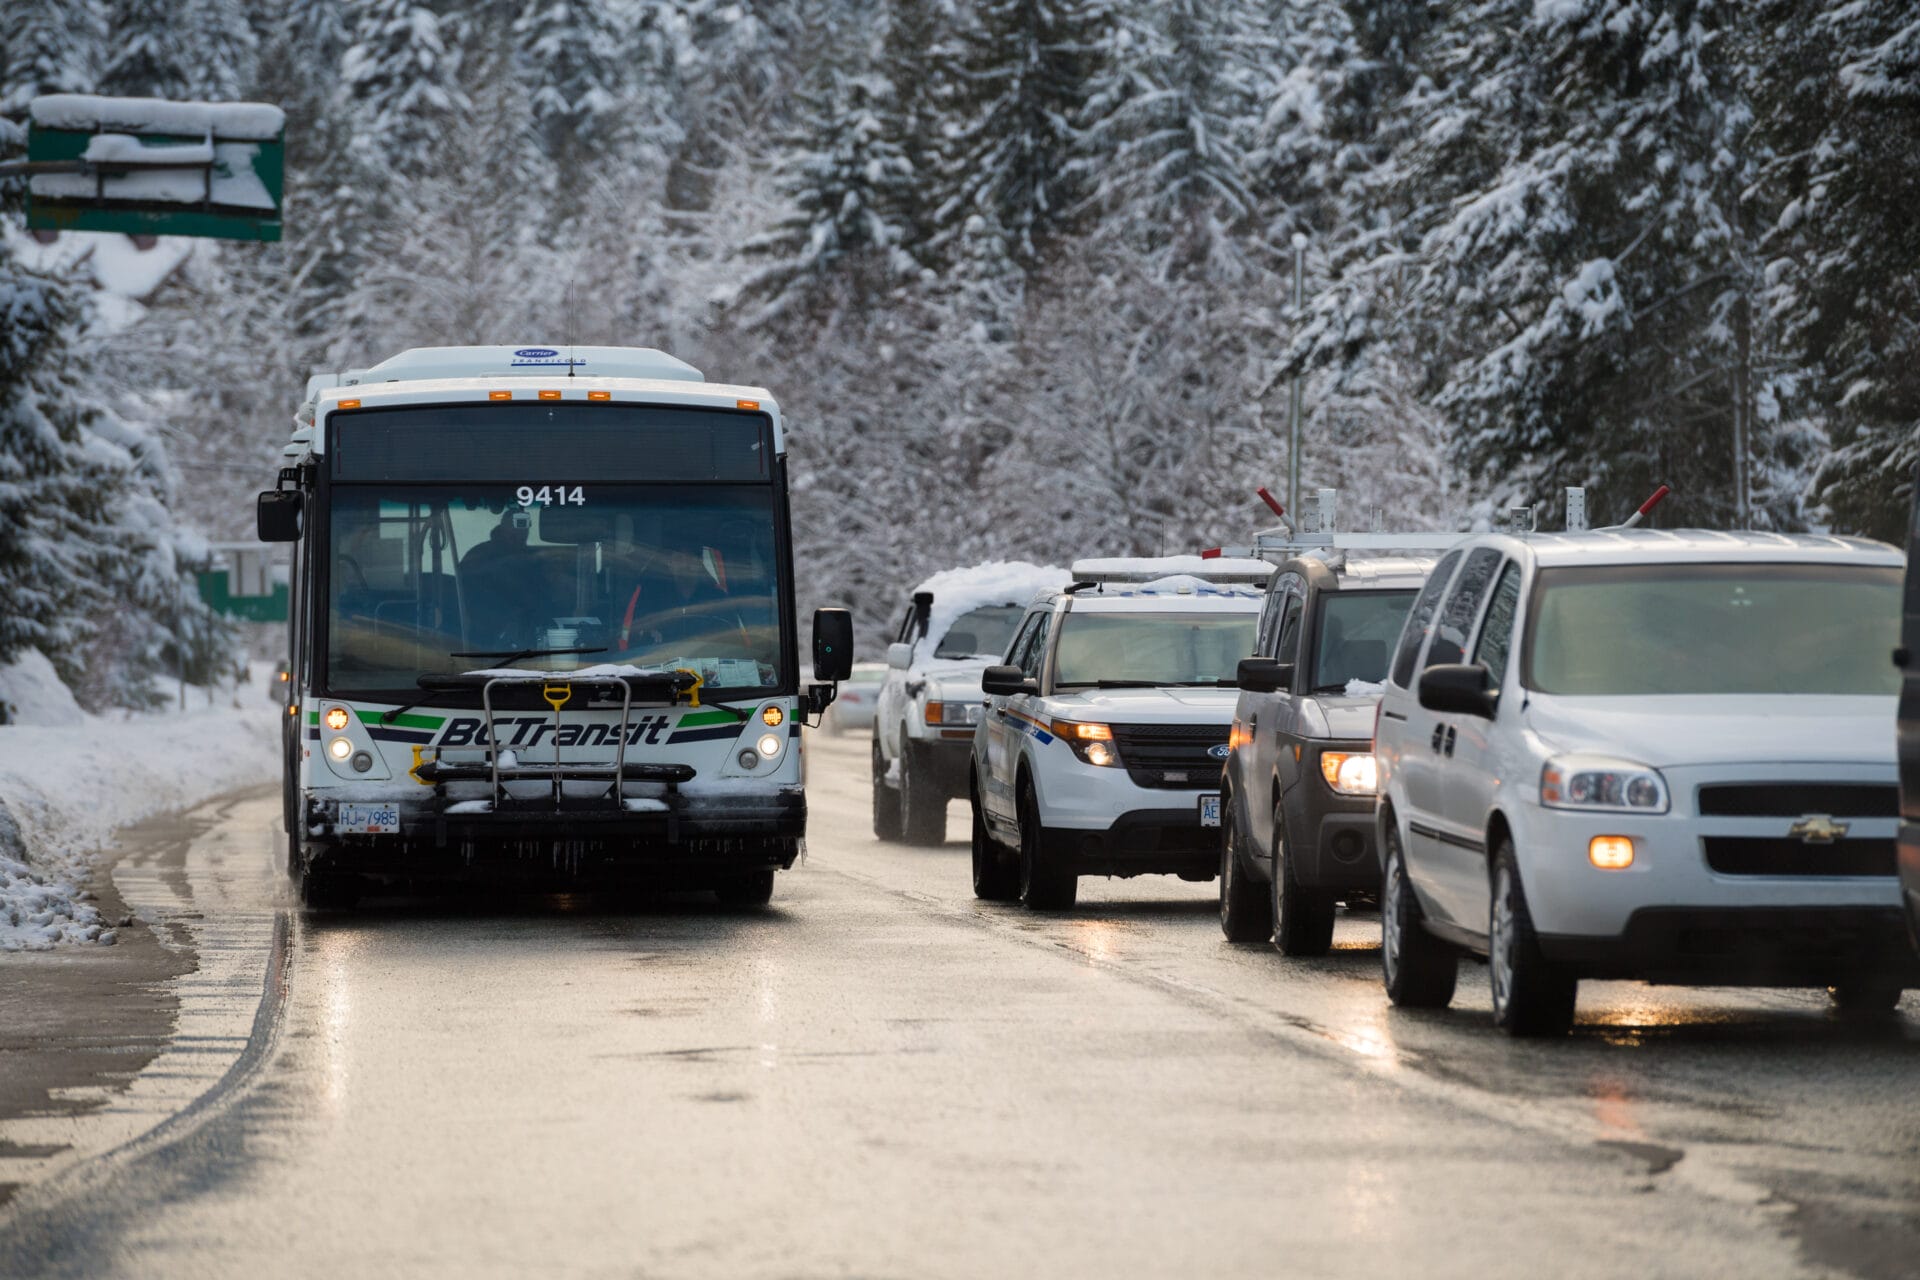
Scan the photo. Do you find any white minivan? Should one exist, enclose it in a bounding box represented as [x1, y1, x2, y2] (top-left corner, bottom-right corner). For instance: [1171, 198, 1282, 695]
[1373, 530, 1919, 1035]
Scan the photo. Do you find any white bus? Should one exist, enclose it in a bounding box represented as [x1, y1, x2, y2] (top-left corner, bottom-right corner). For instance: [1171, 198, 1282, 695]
[258, 345, 852, 908]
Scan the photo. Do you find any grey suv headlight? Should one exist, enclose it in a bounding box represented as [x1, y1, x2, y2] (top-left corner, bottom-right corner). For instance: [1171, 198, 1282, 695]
[1539, 755, 1668, 814]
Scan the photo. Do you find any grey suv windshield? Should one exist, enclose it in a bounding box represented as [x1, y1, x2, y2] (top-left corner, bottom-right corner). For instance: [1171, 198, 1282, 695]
[326, 485, 783, 693]
[934, 605, 1025, 659]
[1524, 563, 1900, 696]
[1053, 613, 1257, 687]
[1311, 590, 1415, 691]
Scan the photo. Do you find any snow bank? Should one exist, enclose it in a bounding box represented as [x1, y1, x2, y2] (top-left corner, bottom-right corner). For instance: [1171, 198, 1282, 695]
[0, 656, 281, 951]
[30, 95, 285, 140]
[913, 561, 1071, 656]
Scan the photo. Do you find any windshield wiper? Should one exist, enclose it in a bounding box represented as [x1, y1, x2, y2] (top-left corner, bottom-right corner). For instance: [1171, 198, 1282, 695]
[385, 648, 610, 723]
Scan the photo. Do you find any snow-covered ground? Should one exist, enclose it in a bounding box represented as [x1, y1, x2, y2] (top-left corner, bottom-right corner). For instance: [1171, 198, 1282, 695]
[0, 652, 281, 951]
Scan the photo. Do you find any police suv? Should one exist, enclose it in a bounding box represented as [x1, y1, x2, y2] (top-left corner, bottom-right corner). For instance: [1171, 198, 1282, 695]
[969, 558, 1271, 909]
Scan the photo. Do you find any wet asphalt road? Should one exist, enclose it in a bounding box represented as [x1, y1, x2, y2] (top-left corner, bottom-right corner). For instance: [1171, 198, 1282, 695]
[3, 733, 1917, 1278]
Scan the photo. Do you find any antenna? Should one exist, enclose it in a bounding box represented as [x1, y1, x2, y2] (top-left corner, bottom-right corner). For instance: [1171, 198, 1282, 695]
[566, 279, 578, 377]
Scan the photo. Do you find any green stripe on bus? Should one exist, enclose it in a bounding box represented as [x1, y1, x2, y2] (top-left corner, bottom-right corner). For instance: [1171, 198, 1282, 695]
[679, 709, 739, 727]
[354, 709, 447, 730]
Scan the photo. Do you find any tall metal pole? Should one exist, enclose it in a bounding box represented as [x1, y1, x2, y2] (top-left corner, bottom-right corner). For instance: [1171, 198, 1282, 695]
[1287, 233, 1307, 520]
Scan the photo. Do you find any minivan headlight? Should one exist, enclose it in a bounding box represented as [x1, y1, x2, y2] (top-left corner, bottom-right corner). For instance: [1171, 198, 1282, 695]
[1540, 756, 1668, 814]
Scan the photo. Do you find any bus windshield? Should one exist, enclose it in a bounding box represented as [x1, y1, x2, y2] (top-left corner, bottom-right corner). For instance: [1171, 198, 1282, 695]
[324, 485, 784, 694]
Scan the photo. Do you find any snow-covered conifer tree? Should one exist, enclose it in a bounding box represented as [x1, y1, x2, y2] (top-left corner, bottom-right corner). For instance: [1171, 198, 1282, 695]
[512, 0, 634, 172]
[340, 0, 466, 179]
[1, 0, 107, 118]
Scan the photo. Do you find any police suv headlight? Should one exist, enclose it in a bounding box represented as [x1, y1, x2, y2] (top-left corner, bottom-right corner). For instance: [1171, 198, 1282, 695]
[1319, 751, 1378, 796]
[1052, 719, 1120, 767]
[1540, 755, 1668, 814]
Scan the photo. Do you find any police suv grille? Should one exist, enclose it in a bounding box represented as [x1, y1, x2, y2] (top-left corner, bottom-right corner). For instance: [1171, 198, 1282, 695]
[1112, 724, 1229, 790]
[1696, 784, 1897, 818]
[1702, 837, 1896, 877]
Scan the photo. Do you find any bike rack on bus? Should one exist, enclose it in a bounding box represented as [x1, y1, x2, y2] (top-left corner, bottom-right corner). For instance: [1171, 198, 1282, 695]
[411, 670, 701, 814]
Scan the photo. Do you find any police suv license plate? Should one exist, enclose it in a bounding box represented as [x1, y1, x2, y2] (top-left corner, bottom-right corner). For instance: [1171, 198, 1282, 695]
[338, 803, 400, 834]
[1198, 794, 1221, 827]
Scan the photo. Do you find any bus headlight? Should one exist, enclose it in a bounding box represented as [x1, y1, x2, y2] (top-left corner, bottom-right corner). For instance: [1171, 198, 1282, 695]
[327, 737, 354, 761]
[757, 733, 782, 758]
[324, 706, 351, 731]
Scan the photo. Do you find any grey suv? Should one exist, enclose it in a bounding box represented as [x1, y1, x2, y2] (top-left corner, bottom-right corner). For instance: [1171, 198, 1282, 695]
[1219, 552, 1438, 953]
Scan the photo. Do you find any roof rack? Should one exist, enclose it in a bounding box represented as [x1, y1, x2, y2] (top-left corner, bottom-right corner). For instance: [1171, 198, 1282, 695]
[1068, 556, 1275, 587]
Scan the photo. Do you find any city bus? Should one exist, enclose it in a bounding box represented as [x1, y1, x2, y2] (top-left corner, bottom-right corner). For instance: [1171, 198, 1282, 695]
[258, 345, 852, 908]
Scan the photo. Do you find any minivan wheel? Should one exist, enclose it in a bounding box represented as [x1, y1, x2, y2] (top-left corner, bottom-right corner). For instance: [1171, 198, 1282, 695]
[971, 781, 1020, 901]
[1017, 781, 1076, 911]
[1381, 824, 1456, 1008]
[1489, 842, 1577, 1036]
[1272, 804, 1335, 957]
[871, 739, 903, 841]
[1827, 983, 1902, 1013]
[1219, 798, 1273, 942]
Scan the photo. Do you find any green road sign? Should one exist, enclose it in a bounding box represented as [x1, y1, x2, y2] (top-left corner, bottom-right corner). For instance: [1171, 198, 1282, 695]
[23, 95, 284, 243]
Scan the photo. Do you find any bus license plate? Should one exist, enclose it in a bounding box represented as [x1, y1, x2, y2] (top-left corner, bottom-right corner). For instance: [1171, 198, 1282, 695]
[1198, 794, 1221, 827]
[339, 803, 400, 834]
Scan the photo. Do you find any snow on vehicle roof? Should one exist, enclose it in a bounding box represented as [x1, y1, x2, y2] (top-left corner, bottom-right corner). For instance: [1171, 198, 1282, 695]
[30, 94, 285, 140]
[351, 345, 704, 384]
[913, 561, 1072, 652]
[1071, 555, 1274, 586]
[1493, 529, 1903, 569]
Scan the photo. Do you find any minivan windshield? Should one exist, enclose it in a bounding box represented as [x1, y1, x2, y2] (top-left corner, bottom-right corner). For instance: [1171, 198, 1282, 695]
[1310, 590, 1416, 692]
[1524, 563, 1900, 696]
[1053, 612, 1258, 687]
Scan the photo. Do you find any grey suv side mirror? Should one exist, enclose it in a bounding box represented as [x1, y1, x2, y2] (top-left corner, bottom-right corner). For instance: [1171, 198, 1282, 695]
[1418, 663, 1498, 718]
[981, 665, 1037, 697]
[1237, 658, 1294, 693]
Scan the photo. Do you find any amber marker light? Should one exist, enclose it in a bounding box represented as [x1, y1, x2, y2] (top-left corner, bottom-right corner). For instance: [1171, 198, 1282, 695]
[762, 705, 784, 727]
[324, 706, 351, 731]
[737, 399, 761, 410]
[337, 398, 361, 409]
[489, 390, 512, 401]
[538, 389, 562, 401]
[587, 390, 612, 401]
[1589, 836, 1634, 870]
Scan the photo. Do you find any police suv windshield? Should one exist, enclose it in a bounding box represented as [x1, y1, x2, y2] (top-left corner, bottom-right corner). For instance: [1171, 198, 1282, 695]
[1523, 563, 1900, 696]
[1053, 613, 1257, 688]
[322, 403, 786, 695]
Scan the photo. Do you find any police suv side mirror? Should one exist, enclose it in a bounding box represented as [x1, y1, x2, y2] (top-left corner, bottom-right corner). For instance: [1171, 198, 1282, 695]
[886, 641, 914, 671]
[812, 608, 855, 682]
[981, 665, 1036, 697]
[1418, 663, 1498, 719]
[1237, 658, 1294, 693]
[257, 490, 303, 543]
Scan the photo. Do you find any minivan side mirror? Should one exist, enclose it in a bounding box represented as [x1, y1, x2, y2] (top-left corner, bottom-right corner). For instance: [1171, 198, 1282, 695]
[1418, 663, 1498, 718]
[1237, 658, 1295, 694]
[812, 608, 855, 682]
[981, 665, 1037, 697]
[886, 641, 914, 671]
[257, 490, 303, 542]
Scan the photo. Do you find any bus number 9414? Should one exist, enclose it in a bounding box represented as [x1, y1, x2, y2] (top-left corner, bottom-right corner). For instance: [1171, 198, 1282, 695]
[517, 485, 585, 506]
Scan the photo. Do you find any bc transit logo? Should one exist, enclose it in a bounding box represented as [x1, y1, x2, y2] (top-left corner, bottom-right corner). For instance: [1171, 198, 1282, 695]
[1208, 743, 1231, 760]
[513, 347, 559, 359]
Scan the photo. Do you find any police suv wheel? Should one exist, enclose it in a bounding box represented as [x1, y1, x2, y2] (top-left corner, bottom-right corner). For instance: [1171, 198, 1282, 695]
[1271, 804, 1335, 957]
[1489, 842, 1577, 1036]
[871, 740, 904, 841]
[898, 742, 947, 846]
[1017, 782, 1076, 911]
[1381, 824, 1456, 1009]
[1218, 798, 1273, 943]
[971, 782, 1019, 901]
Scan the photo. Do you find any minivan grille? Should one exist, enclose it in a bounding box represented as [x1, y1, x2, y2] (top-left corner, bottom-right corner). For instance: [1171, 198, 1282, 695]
[1112, 724, 1229, 790]
[1702, 837, 1896, 877]
[1696, 784, 1897, 818]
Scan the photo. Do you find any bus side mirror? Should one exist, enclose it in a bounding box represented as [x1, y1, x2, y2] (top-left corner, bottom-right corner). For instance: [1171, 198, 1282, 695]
[813, 608, 854, 682]
[257, 491, 303, 542]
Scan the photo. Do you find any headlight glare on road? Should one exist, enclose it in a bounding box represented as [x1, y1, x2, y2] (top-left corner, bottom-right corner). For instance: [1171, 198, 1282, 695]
[1540, 755, 1669, 813]
[757, 733, 782, 758]
[327, 736, 354, 761]
[1319, 751, 1378, 796]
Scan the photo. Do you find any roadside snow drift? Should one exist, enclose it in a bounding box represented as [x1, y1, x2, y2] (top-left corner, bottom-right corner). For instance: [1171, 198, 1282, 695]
[0, 653, 280, 951]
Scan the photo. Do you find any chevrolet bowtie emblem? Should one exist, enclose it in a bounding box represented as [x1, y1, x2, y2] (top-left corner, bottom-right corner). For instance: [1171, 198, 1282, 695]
[1787, 814, 1849, 844]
